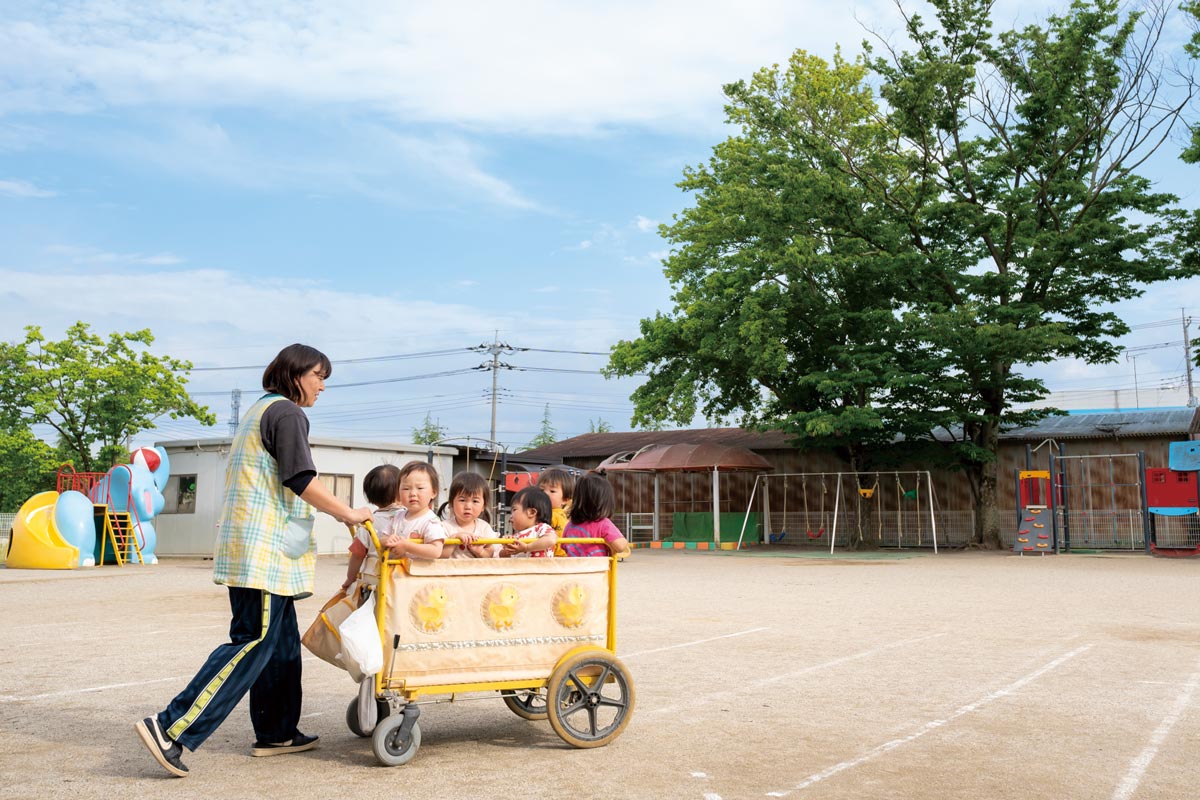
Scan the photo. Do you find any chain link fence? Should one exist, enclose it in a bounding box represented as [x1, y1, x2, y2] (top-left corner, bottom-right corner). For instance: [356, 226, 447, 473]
[1, 512, 15, 562]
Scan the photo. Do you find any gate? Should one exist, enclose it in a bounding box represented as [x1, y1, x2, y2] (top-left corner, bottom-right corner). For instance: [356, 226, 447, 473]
[1049, 452, 1150, 552]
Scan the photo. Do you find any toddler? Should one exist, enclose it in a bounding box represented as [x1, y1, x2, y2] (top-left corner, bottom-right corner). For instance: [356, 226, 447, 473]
[343, 461, 445, 588]
[439, 471, 500, 558]
[500, 485, 556, 558]
[537, 467, 575, 539]
[562, 472, 631, 558]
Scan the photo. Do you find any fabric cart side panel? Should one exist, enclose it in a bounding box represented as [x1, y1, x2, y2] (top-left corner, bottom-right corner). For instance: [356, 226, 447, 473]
[383, 558, 610, 687]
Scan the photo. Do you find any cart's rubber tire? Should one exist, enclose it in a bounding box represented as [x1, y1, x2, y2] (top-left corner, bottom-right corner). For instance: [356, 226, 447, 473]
[501, 689, 549, 721]
[371, 715, 421, 766]
[546, 650, 634, 749]
[345, 697, 391, 738]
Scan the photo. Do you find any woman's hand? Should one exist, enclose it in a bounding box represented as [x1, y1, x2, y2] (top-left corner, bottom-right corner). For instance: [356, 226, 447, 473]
[339, 506, 372, 526]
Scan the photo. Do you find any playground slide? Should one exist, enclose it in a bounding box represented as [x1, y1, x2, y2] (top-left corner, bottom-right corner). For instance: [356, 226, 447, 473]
[6, 491, 80, 569]
[1013, 505, 1052, 554]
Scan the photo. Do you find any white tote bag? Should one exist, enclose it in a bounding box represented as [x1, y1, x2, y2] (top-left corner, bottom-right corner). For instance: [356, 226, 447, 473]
[338, 592, 383, 676]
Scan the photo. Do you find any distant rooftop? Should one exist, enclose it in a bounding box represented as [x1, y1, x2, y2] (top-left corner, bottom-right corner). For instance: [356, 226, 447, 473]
[518, 409, 1200, 461]
[999, 408, 1199, 440]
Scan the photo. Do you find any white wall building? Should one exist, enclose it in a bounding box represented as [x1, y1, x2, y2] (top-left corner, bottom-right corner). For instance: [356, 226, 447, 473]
[154, 437, 457, 557]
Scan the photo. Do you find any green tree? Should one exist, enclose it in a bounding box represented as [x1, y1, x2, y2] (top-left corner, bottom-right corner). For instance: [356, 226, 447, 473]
[610, 0, 1197, 548]
[525, 405, 557, 449]
[588, 418, 613, 433]
[0, 323, 215, 472]
[0, 428, 60, 512]
[412, 412, 449, 446]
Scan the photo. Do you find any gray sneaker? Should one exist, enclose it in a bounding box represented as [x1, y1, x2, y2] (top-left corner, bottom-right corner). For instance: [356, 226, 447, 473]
[135, 716, 188, 777]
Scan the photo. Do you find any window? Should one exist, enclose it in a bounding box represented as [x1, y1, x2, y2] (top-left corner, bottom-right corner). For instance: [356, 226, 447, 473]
[318, 473, 354, 506]
[162, 475, 197, 514]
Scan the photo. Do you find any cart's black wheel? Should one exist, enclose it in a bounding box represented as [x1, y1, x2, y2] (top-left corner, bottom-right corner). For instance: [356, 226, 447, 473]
[371, 715, 421, 766]
[345, 697, 391, 737]
[546, 650, 634, 749]
[501, 689, 549, 720]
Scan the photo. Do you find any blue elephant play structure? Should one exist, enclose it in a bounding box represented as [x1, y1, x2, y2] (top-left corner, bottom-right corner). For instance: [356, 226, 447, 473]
[5, 447, 170, 569]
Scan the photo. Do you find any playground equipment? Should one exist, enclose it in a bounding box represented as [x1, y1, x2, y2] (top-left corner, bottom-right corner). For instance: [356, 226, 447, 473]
[1145, 442, 1200, 557]
[737, 471, 938, 552]
[1012, 470, 1053, 555]
[1049, 452, 1148, 553]
[6, 491, 97, 569]
[4, 447, 169, 569]
[305, 523, 634, 766]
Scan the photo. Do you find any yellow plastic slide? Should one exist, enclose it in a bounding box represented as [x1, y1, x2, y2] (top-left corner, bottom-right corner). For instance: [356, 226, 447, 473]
[6, 491, 79, 570]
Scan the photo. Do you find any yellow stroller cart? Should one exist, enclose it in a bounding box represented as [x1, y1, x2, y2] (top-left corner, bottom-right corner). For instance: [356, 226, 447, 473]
[305, 522, 635, 766]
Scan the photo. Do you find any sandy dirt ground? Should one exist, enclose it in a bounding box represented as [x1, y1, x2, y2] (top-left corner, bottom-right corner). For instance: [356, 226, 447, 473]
[1, 548, 1198, 800]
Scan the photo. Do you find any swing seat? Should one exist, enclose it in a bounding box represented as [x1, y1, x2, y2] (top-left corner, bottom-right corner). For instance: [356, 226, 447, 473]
[806, 528, 823, 539]
[769, 531, 788, 544]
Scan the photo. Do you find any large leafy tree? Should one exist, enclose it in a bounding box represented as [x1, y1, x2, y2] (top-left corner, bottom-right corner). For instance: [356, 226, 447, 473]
[0, 323, 215, 472]
[610, 0, 1197, 547]
[0, 428, 60, 513]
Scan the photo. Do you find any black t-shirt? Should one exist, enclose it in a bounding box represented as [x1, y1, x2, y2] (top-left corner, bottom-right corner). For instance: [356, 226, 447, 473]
[260, 399, 316, 496]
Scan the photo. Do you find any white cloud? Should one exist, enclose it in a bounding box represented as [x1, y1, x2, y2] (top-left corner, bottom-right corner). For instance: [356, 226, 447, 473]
[83, 116, 537, 209]
[634, 215, 658, 232]
[0, 265, 649, 447]
[44, 244, 184, 266]
[0, 178, 55, 197]
[0, 0, 911, 135]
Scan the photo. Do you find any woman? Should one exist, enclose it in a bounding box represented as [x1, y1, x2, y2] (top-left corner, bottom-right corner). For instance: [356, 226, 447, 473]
[136, 344, 372, 777]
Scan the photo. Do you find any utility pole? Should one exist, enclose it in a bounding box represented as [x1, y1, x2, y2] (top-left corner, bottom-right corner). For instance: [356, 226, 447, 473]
[1183, 309, 1196, 408]
[474, 332, 513, 445]
[1126, 352, 1140, 409]
[228, 389, 241, 435]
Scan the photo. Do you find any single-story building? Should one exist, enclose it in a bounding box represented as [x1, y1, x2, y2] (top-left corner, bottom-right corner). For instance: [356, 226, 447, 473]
[153, 437, 456, 556]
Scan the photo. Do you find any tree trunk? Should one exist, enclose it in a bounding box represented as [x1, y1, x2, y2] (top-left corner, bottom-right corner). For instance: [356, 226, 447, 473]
[972, 420, 1004, 549]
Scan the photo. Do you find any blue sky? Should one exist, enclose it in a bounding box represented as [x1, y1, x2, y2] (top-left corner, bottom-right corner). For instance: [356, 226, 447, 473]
[2, 0, 1199, 453]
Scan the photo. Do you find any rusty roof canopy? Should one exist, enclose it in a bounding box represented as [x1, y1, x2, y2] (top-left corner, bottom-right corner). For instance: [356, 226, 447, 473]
[597, 442, 772, 473]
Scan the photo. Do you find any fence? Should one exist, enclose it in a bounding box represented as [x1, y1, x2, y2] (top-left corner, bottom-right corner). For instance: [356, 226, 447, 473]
[608, 506, 1198, 552]
[0, 512, 14, 562]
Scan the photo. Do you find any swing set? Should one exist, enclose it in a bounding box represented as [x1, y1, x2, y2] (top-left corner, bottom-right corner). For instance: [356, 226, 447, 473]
[738, 470, 939, 552]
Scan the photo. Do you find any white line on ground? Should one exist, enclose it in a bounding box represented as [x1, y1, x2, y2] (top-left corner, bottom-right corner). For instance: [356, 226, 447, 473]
[651, 632, 947, 716]
[14, 624, 230, 648]
[765, 643, 1093, 796]
[620, 627, 770, 659]
[1112, 661, 1200, 800]
[0, 657, 324, 702]
[0, 674, 196, 702]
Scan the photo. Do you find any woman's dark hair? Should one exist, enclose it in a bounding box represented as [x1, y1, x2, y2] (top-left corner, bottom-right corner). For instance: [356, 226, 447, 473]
[511, 486, 552, 529]
[363, 464, 402, 507]
[536, 467, 575, 501]
[437, 471, 492, 523]
[569, 472, 615, 524]
[262, 344, 332, 403]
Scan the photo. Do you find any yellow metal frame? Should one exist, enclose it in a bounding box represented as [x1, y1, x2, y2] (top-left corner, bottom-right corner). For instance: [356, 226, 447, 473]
[94, 504, 144, 566]
[359, 521, 621, 704]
